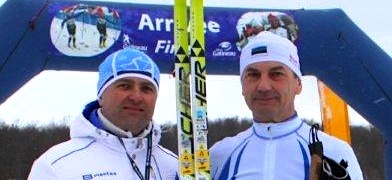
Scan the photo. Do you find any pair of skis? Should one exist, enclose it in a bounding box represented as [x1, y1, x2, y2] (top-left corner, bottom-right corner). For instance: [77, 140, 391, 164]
[174, 0, 210, 179]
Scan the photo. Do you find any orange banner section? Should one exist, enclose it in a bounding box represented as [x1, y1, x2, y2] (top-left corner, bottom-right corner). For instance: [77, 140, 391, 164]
[317, 80, 351, 144]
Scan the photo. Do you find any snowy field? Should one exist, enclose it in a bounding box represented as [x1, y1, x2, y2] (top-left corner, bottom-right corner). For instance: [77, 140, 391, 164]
[50, 17, 121, 57]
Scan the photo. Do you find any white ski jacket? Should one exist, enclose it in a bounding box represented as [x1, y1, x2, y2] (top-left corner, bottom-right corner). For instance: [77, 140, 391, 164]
[210, 116, 363, 180]
[28, 102, 178, 180]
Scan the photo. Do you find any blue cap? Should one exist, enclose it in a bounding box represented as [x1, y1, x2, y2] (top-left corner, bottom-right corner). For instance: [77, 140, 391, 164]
[97, 48, 160, 98]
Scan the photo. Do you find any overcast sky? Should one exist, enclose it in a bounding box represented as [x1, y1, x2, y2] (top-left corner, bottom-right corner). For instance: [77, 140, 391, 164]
[0, 0, 390, 126]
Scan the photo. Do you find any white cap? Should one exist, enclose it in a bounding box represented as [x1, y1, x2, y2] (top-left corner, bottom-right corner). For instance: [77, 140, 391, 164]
[239, 31, 301, 78]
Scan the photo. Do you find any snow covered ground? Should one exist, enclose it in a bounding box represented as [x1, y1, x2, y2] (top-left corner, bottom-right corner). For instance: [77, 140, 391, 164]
[50, 17, 121, 57]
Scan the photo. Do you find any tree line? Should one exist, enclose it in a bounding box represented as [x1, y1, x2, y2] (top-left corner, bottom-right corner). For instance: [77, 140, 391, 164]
[0, 117, 385, 179]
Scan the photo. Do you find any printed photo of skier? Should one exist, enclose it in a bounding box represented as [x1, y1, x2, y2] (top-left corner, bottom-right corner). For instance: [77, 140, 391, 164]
[236, 11, 299, 50]
[50, 4, 121, 57]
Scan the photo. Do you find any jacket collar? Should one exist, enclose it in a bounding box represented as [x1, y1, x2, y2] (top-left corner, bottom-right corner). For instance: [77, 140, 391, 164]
[70, 100, 161, 152]
[252, 114, 304, 139]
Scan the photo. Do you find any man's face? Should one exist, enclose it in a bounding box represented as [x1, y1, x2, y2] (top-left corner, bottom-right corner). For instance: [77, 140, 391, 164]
[241, 61, 302, 123]
[99, 77, 157, 134]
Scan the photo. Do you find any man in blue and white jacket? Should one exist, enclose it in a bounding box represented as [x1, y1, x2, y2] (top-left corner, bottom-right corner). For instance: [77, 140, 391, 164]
[210, 31, 363, 179]
[28, 48, 178, 179]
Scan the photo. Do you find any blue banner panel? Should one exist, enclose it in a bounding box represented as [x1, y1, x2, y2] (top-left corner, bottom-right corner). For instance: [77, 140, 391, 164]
[48, 2, 299, 75]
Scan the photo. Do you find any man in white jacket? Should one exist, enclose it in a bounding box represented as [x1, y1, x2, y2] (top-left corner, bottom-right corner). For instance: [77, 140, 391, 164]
[210, 31, 363, 179]
[28, 48, 178, 179]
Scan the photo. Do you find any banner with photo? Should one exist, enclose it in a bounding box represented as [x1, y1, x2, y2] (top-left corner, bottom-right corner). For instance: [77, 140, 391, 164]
[48, 2, 299, 62]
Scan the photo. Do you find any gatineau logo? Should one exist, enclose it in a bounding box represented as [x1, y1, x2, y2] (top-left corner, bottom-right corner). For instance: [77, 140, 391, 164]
[212, 41, 237, 57]
[82, 172, 118, 179]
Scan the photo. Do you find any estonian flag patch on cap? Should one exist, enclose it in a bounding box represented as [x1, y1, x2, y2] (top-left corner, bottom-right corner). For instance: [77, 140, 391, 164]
[251, 46, 267, 55]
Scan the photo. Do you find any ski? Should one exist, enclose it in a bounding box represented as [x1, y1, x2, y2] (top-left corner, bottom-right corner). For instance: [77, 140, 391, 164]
[174, 0, 195, 179]
[189, 0, 210, 179]
[175, 0, 210, 179]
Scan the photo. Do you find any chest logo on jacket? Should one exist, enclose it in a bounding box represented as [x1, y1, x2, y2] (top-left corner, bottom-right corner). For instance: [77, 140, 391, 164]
[82, 171, 118, 179]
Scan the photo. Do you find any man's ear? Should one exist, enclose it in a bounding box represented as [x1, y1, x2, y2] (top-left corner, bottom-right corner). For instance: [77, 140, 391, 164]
[98, 96, 103, 105]
[295, 79, 302, 94]
[241, 83, 245, 96]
